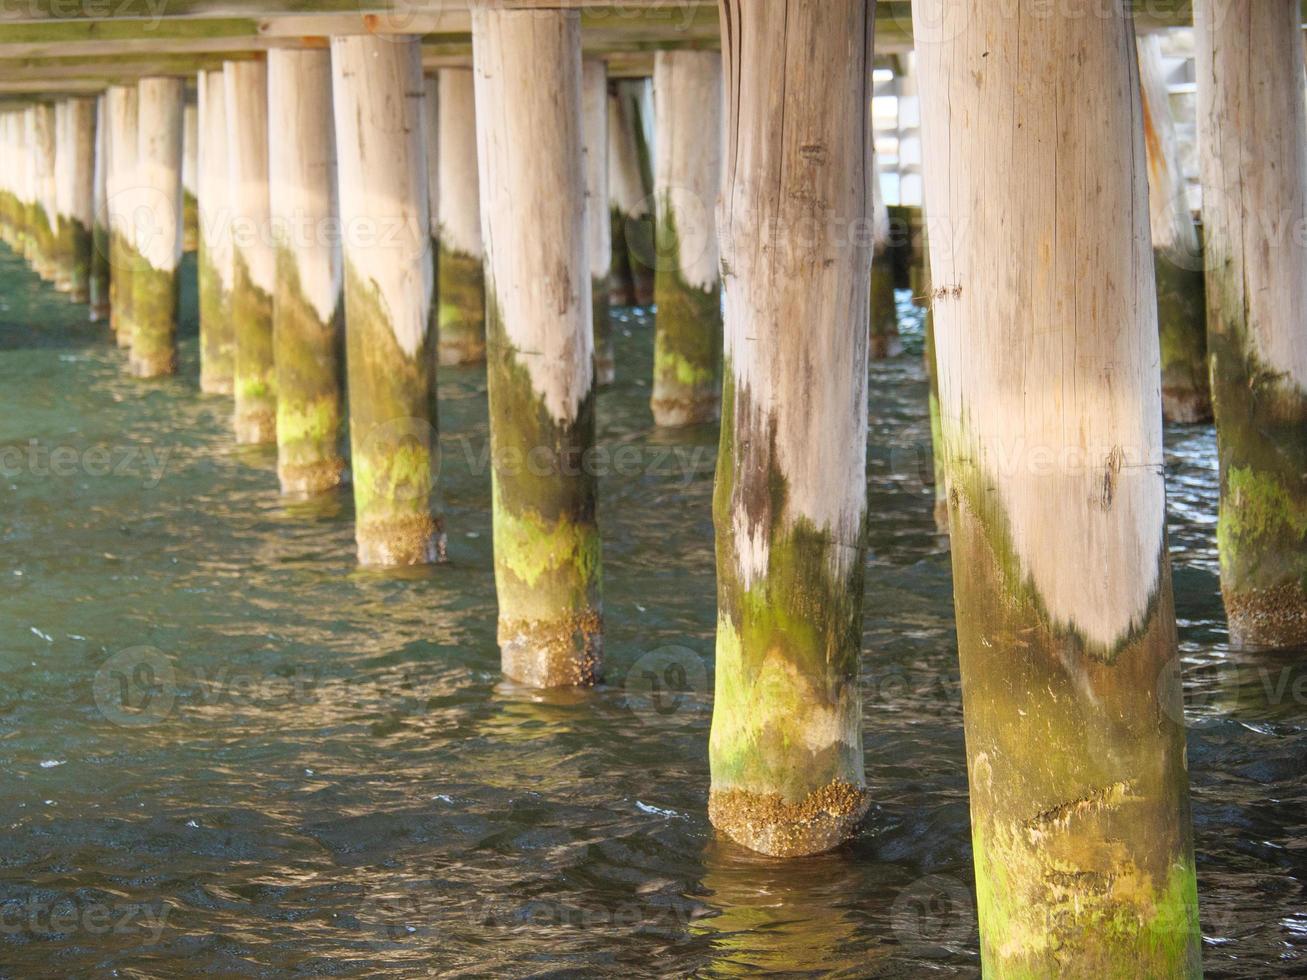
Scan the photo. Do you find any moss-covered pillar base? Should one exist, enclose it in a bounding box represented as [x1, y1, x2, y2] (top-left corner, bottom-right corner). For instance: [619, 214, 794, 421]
[105, 86, 139, 351]
[869, 250, 901, 359]
[333, 35, 443, 566]
[710, 0, 873, 858]
[226, 60, 278, 444]
[269, 48, 346, 497]
[129, 77, 184, 380]
[197, 69, 235, 395]
[475, 7, 603, 687]
[1156, 250, 1210, 424]
[651, 51, 723, 428]
[436, 245, 486, 366]
[915, 0, 1202, 970]
[1198, 0, 1307, 650]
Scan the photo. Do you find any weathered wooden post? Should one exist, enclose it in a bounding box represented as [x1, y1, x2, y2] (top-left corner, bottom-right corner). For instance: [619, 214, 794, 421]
[181, 100, 199, 252]
[51, 102, 71, 291]
[608, 78, 655, 306]
[62, 98, 96, 303]
[422, 73, 440, 349]
[130, 77, 185, 379]
[197, 69, 235, 394]
[90, 96, 111, 321]
[915, 0, 1201, 973]
[1139, 34, 1209, 424]
[105, 85, 138, 349]
[331, 34, 442, 565]
[709, 0, 872, 857]
[30, 103, 56, 283]
[869, 152, 900, 359]
[582, 58, 614, 386]
[1197, 0, 1307, 649]
[651, 51, 722, 427]
[473, 7, 603, 687]
[225, 59, 277, 444]
[435, 68, 486, 366]
[268, 48, 346, 496]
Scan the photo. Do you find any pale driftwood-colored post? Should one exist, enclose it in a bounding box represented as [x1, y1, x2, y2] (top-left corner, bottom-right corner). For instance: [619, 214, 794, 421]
[422, 73, 440, 347]
[181, 100, 199, 252]
[197, 69, 235, 394]
[915, 0, 1201, 973]
[651, 51, 722, 427]
[63, 98, 96, 304]
[268, 48, 346, 497]
[51, 102, 72, 291]
[868, 151, 900, 359]
[435, 67, 486, 366]
[473, 7, 602, 688]
[1139, 34, 1209, 423]
[582, 58, 614, 386]
[608, 78, 655, 306]
[1197, 0, 1307, 649]
[30, 103, 56, 283]
[331, 34, 442, 565]
[709, 0, 872, 857]
[105, 85, 138, 349]
[131, 77, 184, 379]
[225, 60, 277, 444]
[90, 95, 111, 321]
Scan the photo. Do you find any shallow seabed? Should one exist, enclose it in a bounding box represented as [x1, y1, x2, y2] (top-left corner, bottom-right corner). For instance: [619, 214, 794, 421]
[0, 247, 1303, 977]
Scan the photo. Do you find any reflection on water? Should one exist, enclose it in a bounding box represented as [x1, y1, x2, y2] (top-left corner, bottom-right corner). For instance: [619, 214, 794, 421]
[0, 247, 1302, 976]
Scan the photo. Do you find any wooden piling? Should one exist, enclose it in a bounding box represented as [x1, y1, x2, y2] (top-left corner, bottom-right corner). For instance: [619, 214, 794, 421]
[197, 68, 235, 394]
[434, 67, 486, 367]
[473, 7, 602, 688]
[915, 0, 1201, 972]
[869, 151, 900, 359]
[225, 59, 277, 444]
[1139, 33, 1209, 424]
[268, 48, 345, 497]
[89, 95, 110, 321]
[608, 78, 655, 307]
[709, 0, 873, 857]
[582, 58, 614, 387]
[331, 34, 442, 566]
[130, 76, 184, 379]
[1197, 0, 1307, 649]
[651, 50, 723, 428]
[105, 85, 138, 349]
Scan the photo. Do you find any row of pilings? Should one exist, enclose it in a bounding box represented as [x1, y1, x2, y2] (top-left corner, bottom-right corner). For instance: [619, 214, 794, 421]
[0, 1, 1304, 975]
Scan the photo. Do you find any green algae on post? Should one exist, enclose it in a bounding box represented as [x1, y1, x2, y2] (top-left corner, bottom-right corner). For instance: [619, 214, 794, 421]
[434, 69, 487, 367]
[268, 48, 345, 497]
[333, 35, 442, 566]
[474, 7, 603, 688]
[1197, 0, 1307, 648]
[869, 153, 901, 359]
[651, 51, 722, 428]
[225, 59, 277, 443]
[197, 69, 235, 395]
[709, 1, 873, 858]
[105, 85, 139, 350]
[914, 0, 1201, 971]
[129, 77, 185, 379]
